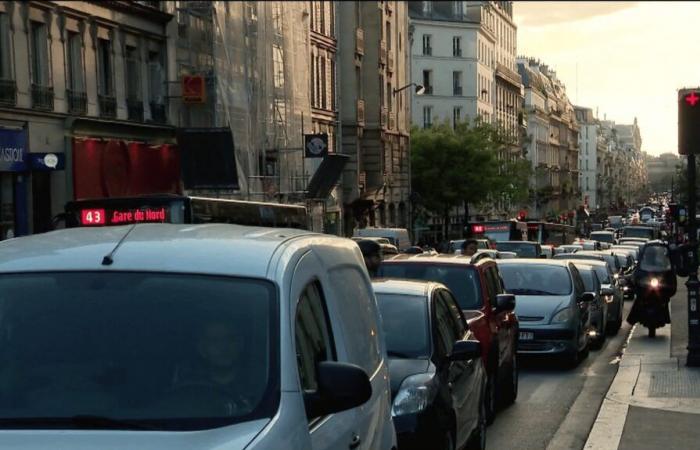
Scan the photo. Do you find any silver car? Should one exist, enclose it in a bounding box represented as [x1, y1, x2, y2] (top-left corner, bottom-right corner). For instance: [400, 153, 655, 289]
[496, 259, 595, 367]
[571, 262, 613, 349]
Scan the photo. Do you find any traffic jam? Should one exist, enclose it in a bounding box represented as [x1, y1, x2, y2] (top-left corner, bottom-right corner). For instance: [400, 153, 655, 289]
[0, 196, 672, 450]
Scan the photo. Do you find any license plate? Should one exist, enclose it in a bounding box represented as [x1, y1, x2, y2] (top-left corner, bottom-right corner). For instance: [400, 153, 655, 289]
[519, 331, 534, 340]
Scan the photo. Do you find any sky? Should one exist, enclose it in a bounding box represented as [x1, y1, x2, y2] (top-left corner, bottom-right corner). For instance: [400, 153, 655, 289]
[513, 1, 700, 156]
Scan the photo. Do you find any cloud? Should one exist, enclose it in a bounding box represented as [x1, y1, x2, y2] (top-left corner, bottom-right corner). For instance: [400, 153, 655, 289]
[514, 1, 640, 27]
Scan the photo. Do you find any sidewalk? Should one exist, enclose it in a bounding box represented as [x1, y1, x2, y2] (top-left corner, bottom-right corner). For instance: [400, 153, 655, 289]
[584, 280, 700, 450]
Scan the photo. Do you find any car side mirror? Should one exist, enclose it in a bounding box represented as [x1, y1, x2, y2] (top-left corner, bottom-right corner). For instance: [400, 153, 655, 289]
[600, 287, 614, 296]
[449, 339, 481, 361]
[580, 292, 596, 303]
[303, 361, 372, 419]
[495, 293, 516, 313]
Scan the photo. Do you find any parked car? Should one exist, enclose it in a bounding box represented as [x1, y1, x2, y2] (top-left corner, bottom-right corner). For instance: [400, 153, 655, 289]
[495, 241, 543, 258]
[496, 259, 595, 367]
[552, 254, 624, 334]
[0, 224, 397, 450]
[571, 262, 611, 349]
[555, 244, 583, 255]
[378, 254, 519, 423]
[373, 279, 487, 450]
[612, 245, 640, 261]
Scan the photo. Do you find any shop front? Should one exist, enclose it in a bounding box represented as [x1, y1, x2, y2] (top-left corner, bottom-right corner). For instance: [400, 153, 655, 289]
[0, 127, 28, 241]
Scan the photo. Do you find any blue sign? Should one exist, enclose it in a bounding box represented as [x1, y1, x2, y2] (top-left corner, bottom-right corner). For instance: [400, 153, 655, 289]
[28, 152, 65, 171]
[0, 128, 27, 172]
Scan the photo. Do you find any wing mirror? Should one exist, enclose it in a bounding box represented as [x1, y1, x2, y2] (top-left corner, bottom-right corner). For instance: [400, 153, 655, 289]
[495, 293, 516, 312]
[303, 362, 372, 419]
[600, 287, 614, 297]
[580, 292, 596, 303]
[449, 340, 482, 361]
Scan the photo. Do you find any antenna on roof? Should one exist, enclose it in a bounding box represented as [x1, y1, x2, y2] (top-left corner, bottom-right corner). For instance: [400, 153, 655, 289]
[101, 224, 138, 266]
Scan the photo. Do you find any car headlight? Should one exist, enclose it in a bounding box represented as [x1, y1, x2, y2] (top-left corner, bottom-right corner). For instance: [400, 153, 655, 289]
[551, 307, 573, 323]
[391, 373, 437, 417]
[650, 278, 660, 289]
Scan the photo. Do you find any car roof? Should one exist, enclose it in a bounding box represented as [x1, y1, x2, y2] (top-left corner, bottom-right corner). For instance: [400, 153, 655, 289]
[591, 231, 614, 234]
[0, 224, 332, 277]
[555, 255, 607, 267]
[496, 258, 569, 267]
[497, 241, 537, 245]
[383, 253, 485, 267]
[371, 279, 440, 297]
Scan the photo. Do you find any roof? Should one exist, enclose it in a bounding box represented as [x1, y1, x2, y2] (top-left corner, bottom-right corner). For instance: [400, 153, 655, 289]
[0, 224, 324, 277]
[372, 279, 438, 298]
[496, 258, 569, 267]
[382, 254, 482, 267]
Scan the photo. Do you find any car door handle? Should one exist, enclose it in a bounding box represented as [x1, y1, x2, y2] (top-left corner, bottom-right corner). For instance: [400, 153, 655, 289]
[349, 433, 361, 449]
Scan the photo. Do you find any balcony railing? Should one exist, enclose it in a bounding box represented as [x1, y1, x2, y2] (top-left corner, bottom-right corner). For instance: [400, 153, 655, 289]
[357, 99, 365, 126]
[424, 85, 433, 95]
[150, 102, 167, 124]
[99, 95, 117, 118]
[31, 84, 54, 110]
[356, 28, 364, 56]
[380, 107, 388, 128]
[453, 86, 463, 96]
[127, 98, 144, 121]
[0, 79, 16, 106]
[423, 46, 432, 56]
[66, 89, 87, 115]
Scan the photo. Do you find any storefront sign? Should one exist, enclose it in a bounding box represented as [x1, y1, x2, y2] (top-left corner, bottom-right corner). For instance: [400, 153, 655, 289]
[28, 152, 65, 171]
[0, 128, 27, 172]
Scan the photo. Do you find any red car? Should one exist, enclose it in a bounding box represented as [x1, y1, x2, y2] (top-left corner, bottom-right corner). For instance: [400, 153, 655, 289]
[378, 254, 519, 423]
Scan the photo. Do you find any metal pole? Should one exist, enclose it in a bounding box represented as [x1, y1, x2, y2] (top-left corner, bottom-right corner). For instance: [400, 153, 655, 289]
[686, 152, 700, 366]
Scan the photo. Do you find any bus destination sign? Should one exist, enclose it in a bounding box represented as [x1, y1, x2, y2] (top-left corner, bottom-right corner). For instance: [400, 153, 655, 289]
[80, 207, 168, 226]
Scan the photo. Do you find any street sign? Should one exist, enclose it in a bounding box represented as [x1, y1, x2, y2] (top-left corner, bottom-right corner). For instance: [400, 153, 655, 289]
[182, 75, 206, 104]
[304, 133, 328, 158]
[678, 88, 700, 155]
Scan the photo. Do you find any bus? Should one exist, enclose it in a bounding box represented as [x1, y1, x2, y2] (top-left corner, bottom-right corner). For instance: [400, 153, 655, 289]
[469, 220, 528, 242]
[526, 222, 576, 246]
[56, 195, 309, 230]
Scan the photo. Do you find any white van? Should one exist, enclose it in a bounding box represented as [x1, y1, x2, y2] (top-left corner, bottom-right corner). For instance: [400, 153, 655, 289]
[0, 224, 396, 450]
[354, 228, 411, 251]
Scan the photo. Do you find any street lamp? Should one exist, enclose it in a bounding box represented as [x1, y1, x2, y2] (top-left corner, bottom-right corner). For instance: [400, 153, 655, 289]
[394, 83, 425, 96]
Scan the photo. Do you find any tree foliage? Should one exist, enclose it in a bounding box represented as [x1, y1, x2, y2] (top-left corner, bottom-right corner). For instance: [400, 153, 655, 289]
[411, 119, 531, 237]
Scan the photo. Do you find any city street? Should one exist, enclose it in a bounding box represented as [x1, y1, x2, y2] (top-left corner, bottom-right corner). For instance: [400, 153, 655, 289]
[489, 302, 633, 450]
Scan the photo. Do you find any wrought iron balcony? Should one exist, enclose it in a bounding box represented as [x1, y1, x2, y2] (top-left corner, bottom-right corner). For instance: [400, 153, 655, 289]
[66, 90, 87, 115]
[99, 95, 117, 118]
[150, 102, 167, 124]
[0, 79, 16, 106]
[31, 84, 54, 110]
[127, 98, 144, 121]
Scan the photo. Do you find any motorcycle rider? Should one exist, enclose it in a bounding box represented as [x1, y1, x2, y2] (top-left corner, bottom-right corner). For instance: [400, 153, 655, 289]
[626, 240, 676, 336]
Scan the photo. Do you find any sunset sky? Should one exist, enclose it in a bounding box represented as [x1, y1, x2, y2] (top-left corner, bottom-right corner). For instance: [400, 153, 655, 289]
[513, 1, 700, 156]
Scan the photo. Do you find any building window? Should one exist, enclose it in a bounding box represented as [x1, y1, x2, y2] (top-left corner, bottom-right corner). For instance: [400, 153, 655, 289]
[272, 1, 282, 34]
[423, 106, 432, 129]
[273, 44, 284, 89]
[453, 1, 464, 17]
[30, 21, 50, 87]
[387, 82, 392, 112]
[66, 32, 84, 93]
[321, 56, 327, 109]
[330, 58, 335, 110]
[453, 36, 461, 57]
[453, 107, 461, 129]
[0, 13, 12, 81]
[125, 46, 140, 101]
[97, 38, 113, 96]
[148, 49, 165, 123]
[422, 34, 431, 56]
[453, 71, 462, 96]
[422, 69, 432, 94]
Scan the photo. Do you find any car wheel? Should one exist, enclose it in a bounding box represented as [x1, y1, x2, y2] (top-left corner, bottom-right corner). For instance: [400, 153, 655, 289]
[485, 368, 498, 425]
[466, 398, 487, 450]
[502, 352, 518, 404]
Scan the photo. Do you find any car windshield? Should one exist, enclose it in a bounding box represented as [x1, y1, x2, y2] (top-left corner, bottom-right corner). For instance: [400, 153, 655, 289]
[378, 264, 482, 310]
[0, 272, 277, 431]
[590, 232, 614, 243]
[640, 245, 672, 272]
[495, 242, 538, 257]
[375, 294, 430, 359]
[623, 228, 654, 239]
[498, 264, 572, 296]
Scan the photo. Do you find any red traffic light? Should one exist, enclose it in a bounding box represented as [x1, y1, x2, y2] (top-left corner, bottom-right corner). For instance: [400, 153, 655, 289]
[678, 88, 700, 155]
[686, 92, 700, 107]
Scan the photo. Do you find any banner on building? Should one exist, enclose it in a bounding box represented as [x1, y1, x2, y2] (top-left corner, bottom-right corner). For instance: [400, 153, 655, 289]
[0, 128, 27, 172]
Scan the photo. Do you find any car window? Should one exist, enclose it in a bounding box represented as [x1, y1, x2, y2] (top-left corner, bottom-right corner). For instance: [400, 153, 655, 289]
[433, 294, 457, 357]
[375, 293, 430, 359]
[570, 265, 585, 297]
[439, 290, 467, 339]
[295, 282, 335, 395]
[498, 263, 572, 296]
[328, 268, 382, 374]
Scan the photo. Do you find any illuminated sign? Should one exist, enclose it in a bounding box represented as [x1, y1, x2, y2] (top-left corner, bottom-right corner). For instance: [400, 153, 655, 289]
[483, 225, 509, 232]
[686, 92, 699, 107]
[472, 225, 485, 233]
[80, 207, 168, 226]
[182, 75, 206, 104]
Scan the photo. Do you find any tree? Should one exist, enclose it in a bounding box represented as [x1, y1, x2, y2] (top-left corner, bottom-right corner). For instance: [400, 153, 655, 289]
[411, 119, 527, 239]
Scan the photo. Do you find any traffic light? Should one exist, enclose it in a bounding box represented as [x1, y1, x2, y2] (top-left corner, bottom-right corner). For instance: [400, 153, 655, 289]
[679, 88, 700, 155]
